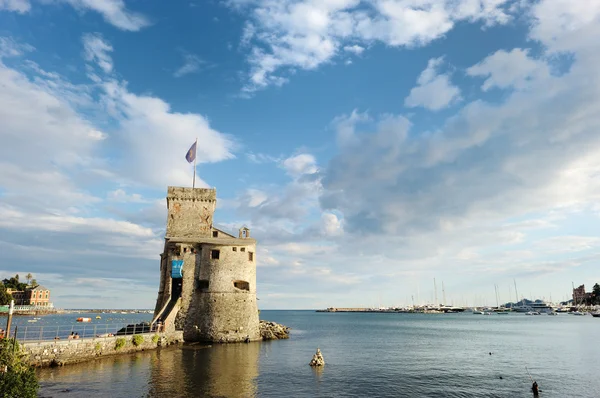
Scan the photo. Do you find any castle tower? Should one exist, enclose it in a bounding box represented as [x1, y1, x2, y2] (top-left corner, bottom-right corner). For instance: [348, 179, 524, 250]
[153, 187, 260, 343]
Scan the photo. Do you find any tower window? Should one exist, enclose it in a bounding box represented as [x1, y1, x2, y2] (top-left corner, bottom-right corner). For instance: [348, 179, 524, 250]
[198, 280, 209, 290]
[248, 252, 254, 261]
[211, 250, 220, 259]
[213, 231, 218, 238]
[233, 280, 250, 291]
[232, 247, 237, 252]
[241, 247, 246, 252]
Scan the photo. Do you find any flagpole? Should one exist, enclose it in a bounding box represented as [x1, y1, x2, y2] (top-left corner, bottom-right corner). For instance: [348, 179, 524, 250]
[192, 137, 197, 189]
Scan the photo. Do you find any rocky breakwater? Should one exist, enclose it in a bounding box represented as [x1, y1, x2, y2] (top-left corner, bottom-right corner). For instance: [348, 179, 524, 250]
[259, 320, 290, 340]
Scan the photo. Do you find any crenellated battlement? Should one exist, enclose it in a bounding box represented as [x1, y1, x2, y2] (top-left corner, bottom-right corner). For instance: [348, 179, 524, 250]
[167, 186, 216, 203]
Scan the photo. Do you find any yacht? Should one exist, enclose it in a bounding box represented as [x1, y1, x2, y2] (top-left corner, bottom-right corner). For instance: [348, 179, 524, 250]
[525, 311, 540, 315]
[513, 301, 553, 314]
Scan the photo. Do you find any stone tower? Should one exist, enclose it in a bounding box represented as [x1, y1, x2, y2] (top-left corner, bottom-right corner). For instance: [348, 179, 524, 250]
[152, 186, 260, 343]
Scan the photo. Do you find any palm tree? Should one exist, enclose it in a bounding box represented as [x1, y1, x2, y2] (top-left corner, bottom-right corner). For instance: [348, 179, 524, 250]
[26, 273, 32, 285]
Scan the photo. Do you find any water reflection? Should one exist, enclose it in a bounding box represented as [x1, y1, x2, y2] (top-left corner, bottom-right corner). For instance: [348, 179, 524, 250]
[147, 343, 260, 398]
[38, 343, 260, 398]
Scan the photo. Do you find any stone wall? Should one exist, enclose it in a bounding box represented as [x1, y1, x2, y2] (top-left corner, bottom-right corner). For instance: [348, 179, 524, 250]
[183, 242, 259, 342]
[22, 331, 183, 368]
[166, 187, 216, 239]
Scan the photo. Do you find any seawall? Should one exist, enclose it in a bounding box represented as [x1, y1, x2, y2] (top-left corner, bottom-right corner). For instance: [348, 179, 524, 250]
[22, 331, 183, 368]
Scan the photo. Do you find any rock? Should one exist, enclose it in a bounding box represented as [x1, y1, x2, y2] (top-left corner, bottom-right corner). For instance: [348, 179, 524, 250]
[309, 348, 324, 367]
[259, 320, 290, 340]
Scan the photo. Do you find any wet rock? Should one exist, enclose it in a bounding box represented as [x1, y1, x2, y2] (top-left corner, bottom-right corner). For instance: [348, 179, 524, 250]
[259, 320, 290, 340]
[309, 348, 324, 367]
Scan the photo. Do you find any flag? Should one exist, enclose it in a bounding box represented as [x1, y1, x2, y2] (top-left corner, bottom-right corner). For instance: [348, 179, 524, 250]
[185, 141, 197, 163]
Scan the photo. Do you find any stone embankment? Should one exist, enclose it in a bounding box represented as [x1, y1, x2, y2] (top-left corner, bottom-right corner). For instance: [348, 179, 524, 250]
[259, 320, 290, 340]
[23, 331, 183, 368]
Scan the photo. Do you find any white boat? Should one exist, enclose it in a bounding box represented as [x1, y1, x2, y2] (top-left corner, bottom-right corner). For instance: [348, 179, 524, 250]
[525, 311, 540, 315]
[513, 301, 553, 314]
[571, 311, 584, 316]
[473, 310, 485, 315]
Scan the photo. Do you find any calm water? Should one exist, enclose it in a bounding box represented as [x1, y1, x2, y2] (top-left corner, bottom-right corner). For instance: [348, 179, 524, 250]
[35, 311, 600, 398]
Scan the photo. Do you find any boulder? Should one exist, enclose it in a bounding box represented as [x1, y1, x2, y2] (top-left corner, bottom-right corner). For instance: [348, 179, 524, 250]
[309, 348, 324, 367]
[259, 320, 290, 340]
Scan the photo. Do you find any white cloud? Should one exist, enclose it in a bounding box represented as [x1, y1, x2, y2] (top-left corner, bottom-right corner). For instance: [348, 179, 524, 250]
[467, 48, 548, 91]
[82, 33, 114, 73]
[227, 0, 512, 92]
[0, 0, 30, 13]
[343, 44, 364, 55]
[173, 53, 204, 78]
[63, 0, 151, 31]
[107, 189, 147, 203]
[321, 212, 343, 236]
[282, 153, 318, 177]
[0, 36, 34, 57]
[404, 56, 460, 110]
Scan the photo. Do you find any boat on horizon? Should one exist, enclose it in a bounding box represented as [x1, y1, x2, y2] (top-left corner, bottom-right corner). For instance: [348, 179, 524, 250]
[513, 301, 553, 314]
[525, 311, 540, 315]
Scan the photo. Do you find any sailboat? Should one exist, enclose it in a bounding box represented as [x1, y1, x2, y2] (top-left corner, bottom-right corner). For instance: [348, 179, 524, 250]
[493, 284, 510, 314]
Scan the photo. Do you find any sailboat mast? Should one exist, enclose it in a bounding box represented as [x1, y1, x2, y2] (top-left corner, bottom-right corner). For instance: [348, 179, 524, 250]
[434, 278, 438, 306]
[514, 279, 519, 304]
[442, 282, 446, 306]
[494, 284, 498, 308]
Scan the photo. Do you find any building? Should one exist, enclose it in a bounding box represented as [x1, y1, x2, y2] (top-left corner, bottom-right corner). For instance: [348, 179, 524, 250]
[6, 285, 52, 306]
[572, 284, 592, 305]
[152, 186, 260, 343]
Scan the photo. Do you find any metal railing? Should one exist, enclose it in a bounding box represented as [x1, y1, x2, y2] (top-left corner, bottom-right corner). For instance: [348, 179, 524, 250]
[10, 322, 156, 343]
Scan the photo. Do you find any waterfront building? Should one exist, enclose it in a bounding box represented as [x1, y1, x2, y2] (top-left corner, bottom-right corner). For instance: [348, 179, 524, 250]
[6, 285, 52, 307]
[152, 186, 260, 343]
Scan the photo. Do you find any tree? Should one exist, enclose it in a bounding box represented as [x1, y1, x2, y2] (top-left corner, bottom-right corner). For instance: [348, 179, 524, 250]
[29, 279, 38, 289]
[2, 276, 27, 291]
[0, 338, 39, 397]
[593, 283, 600, 305]
[25, 274, 32, 285]
[0, 284, 12, 306]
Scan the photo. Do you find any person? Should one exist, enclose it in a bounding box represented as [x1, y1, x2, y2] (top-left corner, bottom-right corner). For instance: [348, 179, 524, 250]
[0, 328, 5, 339]
[74, 332, 80, 339]
[68, 332, 74, 340]
[532, 381, 539, 395]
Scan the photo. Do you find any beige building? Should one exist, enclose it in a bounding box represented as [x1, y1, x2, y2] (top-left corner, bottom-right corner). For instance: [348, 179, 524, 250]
[7, 286, 52, 306]
[152, 187, 260, 343]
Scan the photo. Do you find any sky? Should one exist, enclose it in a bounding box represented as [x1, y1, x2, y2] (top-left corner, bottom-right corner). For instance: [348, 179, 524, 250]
[1, 0, 600, 309]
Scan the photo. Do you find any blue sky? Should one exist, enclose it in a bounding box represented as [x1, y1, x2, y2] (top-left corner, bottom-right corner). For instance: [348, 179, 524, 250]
[1, 0, 600, 309]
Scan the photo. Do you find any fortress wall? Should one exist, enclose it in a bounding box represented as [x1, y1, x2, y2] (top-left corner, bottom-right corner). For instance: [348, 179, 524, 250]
[183, 242, 259, 342]
[166, 187, 216, 239]
[23, 331, 183, 368]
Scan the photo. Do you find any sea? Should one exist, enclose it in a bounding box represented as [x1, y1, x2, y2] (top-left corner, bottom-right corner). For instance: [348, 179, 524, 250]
[17, 310, 600, 397]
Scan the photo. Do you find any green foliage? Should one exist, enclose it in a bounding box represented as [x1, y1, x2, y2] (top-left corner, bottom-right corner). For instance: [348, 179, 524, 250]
[132, 335, 144, 347]
[94, 343, 102, 352]
[0, 338, 39, 398]
[29, 279, 38, 289]
[0, 284, 12, 306]
[593, 283, 600, 305]
[151, 334, 160, 344]
[115, 338, 126, 350]
[2, 275, 27, 292]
